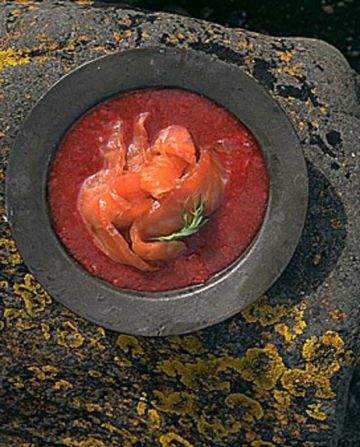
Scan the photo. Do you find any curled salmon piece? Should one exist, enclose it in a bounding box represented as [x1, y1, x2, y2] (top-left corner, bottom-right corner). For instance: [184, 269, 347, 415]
[78, 187, 154, 271]
[78, 114, 228, 271]
[130, 149, 227, 262]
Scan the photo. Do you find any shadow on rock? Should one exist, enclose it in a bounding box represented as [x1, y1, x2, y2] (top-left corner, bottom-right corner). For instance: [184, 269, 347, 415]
[268, 160, 347, 303]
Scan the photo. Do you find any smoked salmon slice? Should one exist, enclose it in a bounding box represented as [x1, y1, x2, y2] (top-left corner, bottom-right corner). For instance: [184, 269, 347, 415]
[150, 125, 197, 166]
[99, 120, 127, 171]
[126, 113, 150, 172]
[78, 114, 228, 271]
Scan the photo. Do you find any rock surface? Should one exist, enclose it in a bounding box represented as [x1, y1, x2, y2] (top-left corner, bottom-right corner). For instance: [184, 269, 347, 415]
[0, 1, 359, 446]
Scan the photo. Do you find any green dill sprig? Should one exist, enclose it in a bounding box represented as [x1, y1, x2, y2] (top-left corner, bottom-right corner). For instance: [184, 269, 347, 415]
[152, 200, 208, 242]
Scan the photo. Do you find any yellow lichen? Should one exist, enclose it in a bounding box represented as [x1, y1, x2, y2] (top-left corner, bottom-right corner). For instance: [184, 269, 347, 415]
[273, 390, 292, 408]
[85, 403, 102, 413]
[148, 409, 161, 430]
[169, 335, 204, 354]
[91, 45, 112, 55]
[0, 238, 22, 265]
[8, 377, 25, 389]
[157, 357, 230, 391]
[118, 17, 131, 25]
[197, 414, 241, 442]
[330, 218, 342, 229]
[251, 441, 276, 447]
[0, 279, 8, 289]
[137, 401, 147, 416]
[232, 344, 285, 390]
[281, 367, 335, 399]
[72, 398, 81, 408]
[294, 413, 307, 424]
[311, 119, 320, 129]
[241, 296, 307, 341]
[72, 420, 92, 429]
[241, 296, 288, 326]
[3, 308, 36, 330]
[40, 322, 51, 341]
[13, 273, 52, 316]
[75, 438, 105, 447]
[281, 368, 311, 397]
[245, 431, 257, 442]
[312, 374, 336, 399]
[188, 390, 264, 442]
[113, 32, 122, 42]
[329, 309, 347, 320]
[97, 327, 105, 337]
[28, 365, 58, 380]
[187, 32, 197, 41]
[344, 350, 356, 366]
[271, 390, 292, 425]
[320, 107, 328, 115]
[292, 303, 307, 335]
[88, 369, 102, 378]
[116, 335, 144, 356]
[0, 48, 30, 72]
[159, 432, 193, 447]
[237, 40, 254, 51]
[306, 403, 328, 421]
[167, 35, 178, 43]
[100, 422, 120, 434]
[225, 393, 264, 422]
[276, 49, 296, 63]
[153, 390, 196, 415]
[274, 323, 292, 344]
[298, 121, 306, 131]
[77, 35, 89, 43]
[278, 62, 304, 77]
[281, 368, 312, 397]
[53, 379, 73, 390]
[302, 331, 344, 374]
[13, 273, 52, 317]
[62, 436, 105, 447]
[312, 254, 322, 265]
[57, 321, 84, 348]
[113, 355, 132, 368]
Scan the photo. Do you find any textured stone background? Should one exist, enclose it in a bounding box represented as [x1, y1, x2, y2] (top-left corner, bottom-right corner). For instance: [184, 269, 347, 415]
[0, 1, 359, 446]
[103, 0, 360, 72]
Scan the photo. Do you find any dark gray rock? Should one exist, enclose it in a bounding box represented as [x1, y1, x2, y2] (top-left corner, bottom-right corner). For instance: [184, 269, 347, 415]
[0, 1, 359, 446]
[339, 368, 360, 447]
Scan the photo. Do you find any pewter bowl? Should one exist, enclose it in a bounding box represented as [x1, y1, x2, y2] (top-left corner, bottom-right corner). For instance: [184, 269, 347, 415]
[6, 47, 308, 336]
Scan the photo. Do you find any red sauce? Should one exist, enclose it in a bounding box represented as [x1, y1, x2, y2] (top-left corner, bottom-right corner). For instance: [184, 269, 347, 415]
[48, 88, 269, 291]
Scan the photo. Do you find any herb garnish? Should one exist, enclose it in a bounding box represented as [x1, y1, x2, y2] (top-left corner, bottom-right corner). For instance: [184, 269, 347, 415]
[152, 200, 208, 242]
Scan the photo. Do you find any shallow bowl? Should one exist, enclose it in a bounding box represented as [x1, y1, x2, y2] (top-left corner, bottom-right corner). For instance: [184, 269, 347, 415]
[6, 47, 308, 336]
